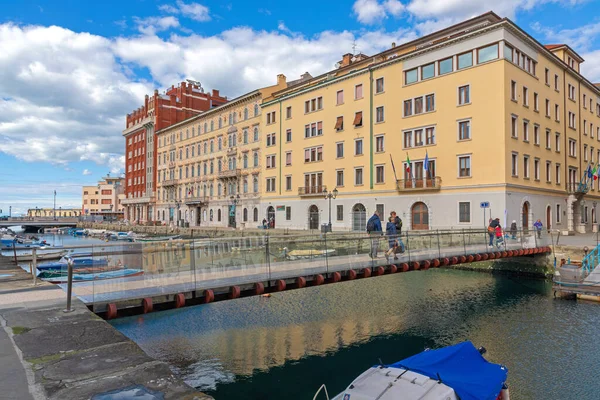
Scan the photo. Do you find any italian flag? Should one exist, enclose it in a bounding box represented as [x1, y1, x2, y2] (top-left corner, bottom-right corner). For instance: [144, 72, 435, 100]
[595, 164, 599, 180]
[406, 154, 411, 173]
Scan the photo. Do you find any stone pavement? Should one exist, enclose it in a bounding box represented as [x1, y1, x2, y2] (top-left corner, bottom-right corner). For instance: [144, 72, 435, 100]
[0, 257, 211, 400]
[552, 232, 600, 247]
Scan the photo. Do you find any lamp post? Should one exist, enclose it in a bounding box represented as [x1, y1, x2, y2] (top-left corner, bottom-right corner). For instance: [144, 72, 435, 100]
[59, 206, 62, 219]
[229, 194, 240, 228]
[323, 187, 338, 233]
[175, 200, 181, 227]
[53, 190, 57, 221]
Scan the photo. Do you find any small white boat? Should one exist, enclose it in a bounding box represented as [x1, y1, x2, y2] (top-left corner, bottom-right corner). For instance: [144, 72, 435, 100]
[318, 342, 509, 400]
[7, 249, 68, 262]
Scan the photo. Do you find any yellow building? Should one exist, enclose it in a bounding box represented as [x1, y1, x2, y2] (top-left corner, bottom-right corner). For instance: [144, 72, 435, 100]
[154, 75, 300, 227]
[82, 175, 125, 220]
[258, 12, 600, 233]
[27, 208, 81, 218]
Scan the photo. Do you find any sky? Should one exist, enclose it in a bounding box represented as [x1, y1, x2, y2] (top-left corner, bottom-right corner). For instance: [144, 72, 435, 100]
[1, 0, 599, 215]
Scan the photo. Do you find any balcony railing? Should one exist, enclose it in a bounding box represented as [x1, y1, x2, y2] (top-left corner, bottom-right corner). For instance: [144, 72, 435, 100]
[298, 185, 326, 196]
[184, 196, 209, 205]
[218, 169, 241, 179]
[162, 179, 178, 187]
[227, 147, 238, 156]
[566, 181, 590, 195]
[396, 177, 441, 191]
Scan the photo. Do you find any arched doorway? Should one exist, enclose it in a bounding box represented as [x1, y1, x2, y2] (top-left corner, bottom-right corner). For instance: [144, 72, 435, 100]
[308, 205, 320, 230]
[546, 205, 551, 231]
[522, 201, 530, 233]
[352, 203, 366, 231]
[411, 202, 429, 230]
[267, 206, 275, 228]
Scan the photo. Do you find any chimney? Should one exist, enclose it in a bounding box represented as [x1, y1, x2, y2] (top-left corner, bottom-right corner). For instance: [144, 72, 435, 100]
[277, 74, 287, 86]
[341, 53, 353, 67]
[212, 89, 220, 97]
[391, 42, 396, 48]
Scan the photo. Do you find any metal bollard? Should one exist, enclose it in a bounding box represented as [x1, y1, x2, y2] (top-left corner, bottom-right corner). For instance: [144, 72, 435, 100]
[32, 248, 37, 286]
[63, 258, 74, 313]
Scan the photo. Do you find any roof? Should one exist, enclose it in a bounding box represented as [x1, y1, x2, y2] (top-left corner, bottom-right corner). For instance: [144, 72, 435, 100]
[544, 43, 584, 62]
[391, 341, 507, 400]
[544, 44, 564, 50]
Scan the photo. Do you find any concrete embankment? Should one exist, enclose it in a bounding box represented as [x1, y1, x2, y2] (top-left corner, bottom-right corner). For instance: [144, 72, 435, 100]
[0, 257, 211, 400]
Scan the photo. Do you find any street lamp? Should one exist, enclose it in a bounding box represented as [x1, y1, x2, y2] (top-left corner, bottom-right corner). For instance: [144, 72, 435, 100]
[229, 194, 240, 228]
[59, 206, 62, 219]
[323, 187, 338, 232]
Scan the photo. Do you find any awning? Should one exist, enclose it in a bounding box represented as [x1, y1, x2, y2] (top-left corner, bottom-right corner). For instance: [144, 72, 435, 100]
[335, 116, 343, 130]
[353, 111, 362, 126]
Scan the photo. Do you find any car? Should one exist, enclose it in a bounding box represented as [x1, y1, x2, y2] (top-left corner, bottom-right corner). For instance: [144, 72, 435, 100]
[0, 216, 9, 221]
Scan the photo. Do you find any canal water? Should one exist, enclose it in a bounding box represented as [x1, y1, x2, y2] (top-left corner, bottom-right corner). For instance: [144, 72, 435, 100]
[110, 268, 600, 399]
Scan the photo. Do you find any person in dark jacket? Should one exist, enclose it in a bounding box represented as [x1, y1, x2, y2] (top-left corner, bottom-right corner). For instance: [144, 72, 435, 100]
[390, 211, 402, 234]
[510, 220, 517, 239]
[385, 217, 399, 262]
[488, 218, 500, 246]
[366, 211, 382, 258]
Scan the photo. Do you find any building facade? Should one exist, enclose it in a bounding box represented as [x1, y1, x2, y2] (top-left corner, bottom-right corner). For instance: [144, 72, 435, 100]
[154, 75, 294, 227]
[82, 175, 125, 220]
[27, 208, 81, 218]
[258, 12, 600, 233]
[122, 80, 228, 224]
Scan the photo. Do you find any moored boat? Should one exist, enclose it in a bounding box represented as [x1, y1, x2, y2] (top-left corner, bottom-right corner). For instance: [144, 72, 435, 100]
[321, 341, 509, 400]
[37, 265, 124, 279]
[42, 268, 144, 283]
[36, 256, 109, 271]
[5, 249, 68, 262]
[134, 235, 181, 242]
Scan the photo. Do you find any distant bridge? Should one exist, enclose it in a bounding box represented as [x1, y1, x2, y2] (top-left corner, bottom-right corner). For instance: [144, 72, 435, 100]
[37, 230, 552, 319]
[0, 217, 79, 231]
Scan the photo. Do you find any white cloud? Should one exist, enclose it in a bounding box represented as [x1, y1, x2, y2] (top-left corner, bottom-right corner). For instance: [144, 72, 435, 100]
[531, 20, 600, 52]
[82, 169, 92, 175]
[384, 0, 405, 17]
[352, 0, 406, 24]
[160, 1, 211, 22]
[133, 16, 180, 35]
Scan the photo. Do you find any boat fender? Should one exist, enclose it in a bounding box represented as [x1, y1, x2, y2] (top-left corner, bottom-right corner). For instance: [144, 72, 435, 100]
[362, 268, 371, 278]
[275, 279, 286, 291]
[106, 303, 117, 320]
[375, 266, 384, 276]
[412, 261, 420, 270]
[254, 282, 265, 295]
[175, 293, 185, 308]
[330, 271, 341, 283]
[296, 277, 307, 288]
[142, 298, 153, 314]
[314, 274, 325, 285]
[347, 270, 357, 280]
[229, 286, 241, 299]
[388, 264, 398, 274]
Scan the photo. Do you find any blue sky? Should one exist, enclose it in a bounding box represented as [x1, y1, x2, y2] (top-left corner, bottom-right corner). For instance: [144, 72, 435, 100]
[1, 0, 599, 215]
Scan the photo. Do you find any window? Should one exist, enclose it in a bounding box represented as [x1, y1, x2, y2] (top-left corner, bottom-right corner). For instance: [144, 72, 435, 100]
[568, 112, 576, 129]
[554, 74, 559, 91]
[266, 154, 276, 169]
[355, 139, 363, 155]
[534, 93, 539, 112]
[403, 127, 436, 148]
[534, 158, 540, 180]
[546, 129, 551, 149]
[569, 139, 577, 157]
[375, 135, 384, 152]
[405, 68, 417, 84]
[458, 51, 473, 69]
[584, 144, 588, 161]
[522, 87, 528, 106]
[511, 81, 517, 101]
[353, 112, 363, 127]
[336, 90, 344, 105]
[253, 151, 259, 167]
[336, 170, 344, 187]
[285, 151, 292, 166]
[545, 99, 550, 117]
[304, 97, 323, 113]
[557, 204, 562, 223]
[477, 43, 498, 63]
[459, 202, 470, 223]
[458, 85, 470, 105]
[335, 116, 344, 131]
[555, 104, 560, 121]
[404, 100, 412, 116]
[425, 127, 435, 145]
[376, 77, 384, 93]
[285, 206, 291, 220]
[286, 106, 292, 119]
[304, 146, 323, 163]
[511, 115, 518, 138]
[545, 68, 549, 85]
[355, 84, 363, 99]
[286, 129, 292, 142]
[404, 131, 413, 148]
[546, 161, 551, 182]
[376, 106, 385, 123]
[555, 133, 561, 152]
[253, 127, 259, 141]
[285, 176, 292, 191]
[534, 125, 540, 145]
[336, 205, 343, 221]
[458, 120, 471, 140]
[504, 43, 513, 62]
[421, 63, 435, 79]
[376, 165, 385, 183]
[458, 156, 471, 177]
[568, 84, 575, 100]
[304, 121, 323, 138]
[584, 119, 588, 135]
[511, 153, 518, 176]
[266, 177, 276, 192]
[439, 57, 453, 75]
[355, 168, 363, 185]
[266, 111, 276, 124]
[266, 133, 276, 146]
[556, 164, 562, 185]
[523, 120, 529, 141]
[426, 94, 435, 111]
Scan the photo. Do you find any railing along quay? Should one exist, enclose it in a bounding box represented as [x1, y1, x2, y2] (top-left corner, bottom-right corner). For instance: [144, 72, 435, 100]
[18, 230, 552, 319]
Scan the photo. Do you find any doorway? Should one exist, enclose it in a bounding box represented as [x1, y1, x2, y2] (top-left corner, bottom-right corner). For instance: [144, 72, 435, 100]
[411, 202, 429, 230]
[546, 205, 551, 231]
[522, 201, 530, 233]
[267, 206, 275, 228]
[308, 205, 320, 230]
[352, 203, 366, 231]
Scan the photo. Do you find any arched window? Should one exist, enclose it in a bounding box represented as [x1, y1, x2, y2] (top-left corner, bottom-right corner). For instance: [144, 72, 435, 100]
[204, 142, 207, 154]
[244, 108, 248, 120]
[210, 140, 214, 153]
[218, 183, 222, 196]
[233, 112, 237, 123]
[243, 154, 248, 168]
[253, 207, 259, 222]
[218, 137, 222, 150]
[243, 208, 248, 222]
[254, 104, 259, 117]
[253, 127, 259, 141]
[192, 127, 195, 136]
[218, 118, 222, 129]
[229, 113, 233, 125]
[179, 149, 182, 159]
[185, 166, 189, 178]
[228, 158, 233, 170]
[232, 133, 237, 146]
[253, 152, 259, 167]
[210, 161, 214, 174]
[217, 209, 222, 221]
[186, 148, 189, 158]
[203, 185, 207, 196]
[197, 164, 200, 176]
[210, 184, 214, 196]
[253, 177, 258, 192]
[243, 179, 248, 193]
[191, 166, 195, 178]
[204, 122, 208, 132]
[210, 209, 214, 221]
[204, 162, 207, 175]
[218, 160, 222, 172]
[191, 146, 195, 157]
[210, 121, 214, 131]
[243, 129, 248, 144]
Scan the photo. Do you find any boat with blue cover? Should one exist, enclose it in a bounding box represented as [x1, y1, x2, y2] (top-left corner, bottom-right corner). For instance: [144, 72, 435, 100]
[42, 268, 144, 284]
[36, 256, 109, 271]
[318, 341, 510, 400]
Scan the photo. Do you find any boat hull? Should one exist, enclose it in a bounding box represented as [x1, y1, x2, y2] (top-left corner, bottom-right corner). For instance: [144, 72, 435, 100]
[43, 269, 144, 284]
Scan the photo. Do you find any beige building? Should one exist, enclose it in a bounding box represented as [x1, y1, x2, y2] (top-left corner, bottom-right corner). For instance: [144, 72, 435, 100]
[154, 75, 302, 227]
[27, 208, 81, 218]
[82, 175, 125, 220]
[257, 12, 600, 233]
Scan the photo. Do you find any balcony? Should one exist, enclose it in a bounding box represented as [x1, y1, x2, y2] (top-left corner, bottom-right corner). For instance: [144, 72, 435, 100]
[566, 182, 590, 196]
[162, 179, 179, 187]
[185, 196, 209, 205]
[218, 169, 241, 179]
[298, 185, 326, 197]
[396, 177, 441, 192]
[227, 147, 238, 156]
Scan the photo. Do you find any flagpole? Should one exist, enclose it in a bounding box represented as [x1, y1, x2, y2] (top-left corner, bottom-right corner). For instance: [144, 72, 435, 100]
[390, 154, 398, 181]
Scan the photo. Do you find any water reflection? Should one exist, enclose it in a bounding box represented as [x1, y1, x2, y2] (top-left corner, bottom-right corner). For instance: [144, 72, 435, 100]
[112, 269, 600, 399]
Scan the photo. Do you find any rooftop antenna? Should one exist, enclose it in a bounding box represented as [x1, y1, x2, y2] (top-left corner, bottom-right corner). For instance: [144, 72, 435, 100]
[352, 40, 358, 56]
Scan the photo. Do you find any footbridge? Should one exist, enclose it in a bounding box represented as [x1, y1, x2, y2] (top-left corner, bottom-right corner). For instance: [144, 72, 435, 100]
[0, 217, 79, 231]
[20, 230, 551, 318]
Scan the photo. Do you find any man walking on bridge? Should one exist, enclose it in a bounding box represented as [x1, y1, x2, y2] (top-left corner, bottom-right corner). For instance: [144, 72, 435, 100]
[367, 210, 382, 258]
[488, 218, 500, 246]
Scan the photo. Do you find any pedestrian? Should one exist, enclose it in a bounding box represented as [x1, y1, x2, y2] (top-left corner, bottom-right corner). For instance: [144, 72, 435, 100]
[385, 216, 399, 262]
[390, 211, 402, 234]
[533, 219, 543, 239]
[495, 225, 504, 248]
[487, 218, 500, 246]
[262, 218, 267, 229]
[366, 210, 383, 259]
[510, 220, 517, 239]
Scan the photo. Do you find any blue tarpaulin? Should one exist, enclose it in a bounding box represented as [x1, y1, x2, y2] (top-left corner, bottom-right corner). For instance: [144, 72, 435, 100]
[390, 341, 507, 400]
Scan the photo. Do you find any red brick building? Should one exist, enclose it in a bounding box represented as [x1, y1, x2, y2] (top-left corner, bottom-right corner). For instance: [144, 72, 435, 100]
[122, 80, 227, 223]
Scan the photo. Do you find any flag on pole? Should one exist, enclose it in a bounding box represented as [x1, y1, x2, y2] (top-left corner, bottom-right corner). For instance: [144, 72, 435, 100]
[405, 154, 411, 173]
[424, 151, 429, 171]
[587, 165, 593, 179]
[593, 164, 598, 180]
[390, 154, 398, 181]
